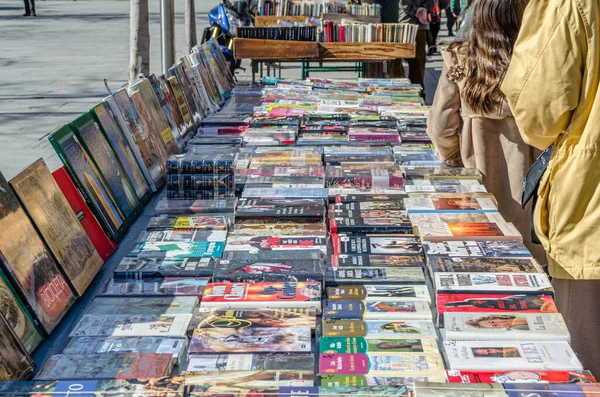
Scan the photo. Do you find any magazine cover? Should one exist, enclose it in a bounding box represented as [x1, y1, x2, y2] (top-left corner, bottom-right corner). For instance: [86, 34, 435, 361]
[0, 313, 34, 381]
[147, 215, 228, 231]
[327, 285, 430, 302]
[423, 240, 532, 258]
[213, 259, 324, 282]
[427, 257, 543, 273]
[186, 353, 315, 372]
[202, 281, 322, 312]
[225, 236, 327, 254]
[332, 235, 422, 256]
[97, 277, 208, 297]
[442, 341, 583, 371]
[183, 370, 315, 388]
[434, 273, 553, 295]
[85, 296, 197, 316]
[331, 254, 425, 268]
[10, 159, 104, 296]
[320, 337, 440, 355]
[318, 353, 446, 376]
[323, 301, 432, 321]
[444, 312, 570, 341]
[193, 307, 317, 330]
[69, 314, 192, 338]
[35, 353, 174, 380]
[189, 327, 312, 353]
[0, 170, 75, 333]
[63, 336, 187, 365]
[114, 257, 216, 278]
[413, 382, 507, 397]
[445, 369, 596, 384]
[326, 267, 425, 285]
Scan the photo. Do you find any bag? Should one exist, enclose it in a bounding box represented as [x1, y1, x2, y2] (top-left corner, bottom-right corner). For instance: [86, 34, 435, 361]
[522, 144, 553, 244]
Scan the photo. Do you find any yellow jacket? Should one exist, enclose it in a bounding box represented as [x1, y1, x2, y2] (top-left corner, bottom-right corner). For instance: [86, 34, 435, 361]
[501, 0, 600, 279]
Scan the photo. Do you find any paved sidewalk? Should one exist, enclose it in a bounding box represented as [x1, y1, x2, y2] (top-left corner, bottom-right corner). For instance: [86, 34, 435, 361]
[0, 0, 447, 179]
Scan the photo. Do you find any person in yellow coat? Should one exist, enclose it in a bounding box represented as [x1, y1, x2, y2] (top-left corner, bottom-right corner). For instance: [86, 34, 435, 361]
[501, 0, 600, 377]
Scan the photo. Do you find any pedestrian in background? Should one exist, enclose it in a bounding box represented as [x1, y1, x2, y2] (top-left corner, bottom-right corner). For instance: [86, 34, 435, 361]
[427, 0, 442, 55]
[397, 0, 434, 88]
[23, 0, 35, 16]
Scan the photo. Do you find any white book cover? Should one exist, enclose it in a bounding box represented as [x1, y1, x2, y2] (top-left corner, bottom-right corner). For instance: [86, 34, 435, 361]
[414, 382, 508, 397]
[327, 284, 431, 303]
[404, 197, 497, 213]
[443, 341, 583, 371]
[69, 314, 192, 338]
[444, 312, 570, 341]
[434, 272, 553, 293]
[409, 213, 522, 241]
[404, 185, 488, 194]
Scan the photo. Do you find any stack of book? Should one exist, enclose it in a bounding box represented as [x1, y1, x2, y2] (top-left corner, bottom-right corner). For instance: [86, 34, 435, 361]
[257, 0, 377, 17]
[166, 152, 236, 199]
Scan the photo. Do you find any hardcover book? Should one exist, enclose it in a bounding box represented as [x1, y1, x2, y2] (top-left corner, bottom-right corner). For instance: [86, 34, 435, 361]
[442, 341, 583, 371]
[189, 327, 312, 354]
[323, 300, 432, 321]
[327, 285, 430, 302]
[35, 353, 174, 380]
[0, 313, 34, 381]
[202, 281, 322, 312]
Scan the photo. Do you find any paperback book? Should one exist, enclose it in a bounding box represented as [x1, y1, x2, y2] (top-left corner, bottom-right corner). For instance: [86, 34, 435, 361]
[326, 285, 430, 302]
[326, 267, 425, 285]
[225, 236, 327, 254]
[427, 257, 543, 273]
[213, 259, 324, 282]
[85, 296, 197, 316]
[332, 235, 422, 256]
[192, 307, 317, 330]
[409, 213, 522, 241]
[329, 215, 413, 234]
[330, 254, 424, 268]
[189, 327, 312, 353]
[153, 198, 237, 214]
[113, 256, 216, 278]
[423, 240, 532, 258]
[404, 197, 497, 213]
[183, 370, 315, 387]
[186, 353, 315, 372]
[323, 300, 432, 321]
[97, 277, 208, 297]
[231, 222, 327, 237]
[131, 241, 225, 259]
[318, 374, 448, 387]
[437, 293, 558, 317]
[146, 215, 228, 230]
[68, 313, 192, 338]
[319, 337, 440, 355]
[445, 369, 596, 384]
[434, 273, 553, 295]
[319, 353, 446, 376]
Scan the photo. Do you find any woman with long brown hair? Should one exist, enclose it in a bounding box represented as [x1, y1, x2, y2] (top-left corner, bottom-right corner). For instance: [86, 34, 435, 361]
[426, 0, 546, 263]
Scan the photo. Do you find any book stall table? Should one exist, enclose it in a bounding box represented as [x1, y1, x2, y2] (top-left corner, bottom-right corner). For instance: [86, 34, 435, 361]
[234, 38, 416, 81]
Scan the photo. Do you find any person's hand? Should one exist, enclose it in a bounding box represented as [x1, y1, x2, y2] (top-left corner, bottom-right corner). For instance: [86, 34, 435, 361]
[453, 12, 459, 17]
[416, 7, 429, 24]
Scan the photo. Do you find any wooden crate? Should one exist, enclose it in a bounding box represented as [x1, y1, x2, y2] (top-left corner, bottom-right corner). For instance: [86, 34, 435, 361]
[319, 42, 416, 60]
[234, 38, 319, 60]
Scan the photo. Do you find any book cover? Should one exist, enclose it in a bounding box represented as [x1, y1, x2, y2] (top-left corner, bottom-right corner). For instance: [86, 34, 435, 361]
[320, 337, 439, 355]
[331, 255, 424, 268]
[135, 229, 227, 243]
[330, 200, 406, 211]
[35, 353, 174, 380]
[434, 273, 553, 295]
[330, 193, 408, 204]
[503, 383, 595, 396]
[437, 293, 558, 317]
[0, 379, 184, 397]
[318, 353, 445, 376]
[154, 198, 236, 215]
[86, 296, 197, 316]
[132, 241, 225, 259]
[445, 369, 596, 384]
[0, 170, 76, 334]
[323, 301, 432, 321]
[113, 256, 216, 278]
[413, 382, 507, 397]
[409, 213, 522, 241]
[225, 236, 327, 254]
[235, 205, 324, 223]
[52, 166, 118, 261]
[232, 222, 327, 237]
[184, 370, 315, 388]
[332, 235, 422, 256]
[0, 313, 34, 381]
[221, 249, 324, 262]
[147, 215, 228, 231]
[442, 341, 583, 371]
[187, 353, 315, 372]
[326, 268, 425, 285]
[63, 336, 188, 366]
[192, 307, 317, 331]
[444, 312, 570, 341]
[189, 327, 312, 353]
[213, 259, 324, 282]
[327, 285, 430, 302]
[404, 197, 497, 213]
[329, 215, 413, 234]
[202, 281, 322, 311]
[97, 277, 208, 297]
[318, 374, 447, 387]
[423, 240, 532, 258]
[10, 159, 104, 297]
[427, 257, 543, 273]
[69, 313, 192, 338]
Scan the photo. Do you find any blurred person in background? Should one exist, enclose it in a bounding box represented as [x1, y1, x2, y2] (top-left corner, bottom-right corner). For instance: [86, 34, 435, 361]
[23, 0, 35, 16]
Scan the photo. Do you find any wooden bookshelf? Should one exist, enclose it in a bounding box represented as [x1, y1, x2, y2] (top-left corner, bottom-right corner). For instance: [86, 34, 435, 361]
[255, 14, 381, 27]
[234, 39, 415, 61]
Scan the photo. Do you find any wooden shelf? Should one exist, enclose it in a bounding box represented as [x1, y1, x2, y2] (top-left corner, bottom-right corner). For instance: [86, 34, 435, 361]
[234, 39, 416, 60]
[255, 14, 381, 27]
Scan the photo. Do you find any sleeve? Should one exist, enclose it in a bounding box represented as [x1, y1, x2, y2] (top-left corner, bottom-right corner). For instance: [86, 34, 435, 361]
[426, 59, 463, 166]
[500, 0, 585, 150]
[450, 0, 460, 14]
[400, 0, 419, 18]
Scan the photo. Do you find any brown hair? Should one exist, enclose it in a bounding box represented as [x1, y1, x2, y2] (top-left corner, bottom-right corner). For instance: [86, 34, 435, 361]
[450, 0, 529, 114]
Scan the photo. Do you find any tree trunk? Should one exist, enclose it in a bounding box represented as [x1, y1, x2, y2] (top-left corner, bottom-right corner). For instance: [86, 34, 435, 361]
[129, 0, 150, 84]
[185, 0, 197, 53]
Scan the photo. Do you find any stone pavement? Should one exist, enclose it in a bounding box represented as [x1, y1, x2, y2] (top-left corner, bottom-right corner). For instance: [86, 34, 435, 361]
[0, 0, 446, 180]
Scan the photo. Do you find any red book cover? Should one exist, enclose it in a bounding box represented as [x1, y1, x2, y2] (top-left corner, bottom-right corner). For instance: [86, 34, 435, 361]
[341, 25, 345, 42]
[52, 166, 117, 261]
[437, 293, 557, 317]
[446, 369, 596, 384]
